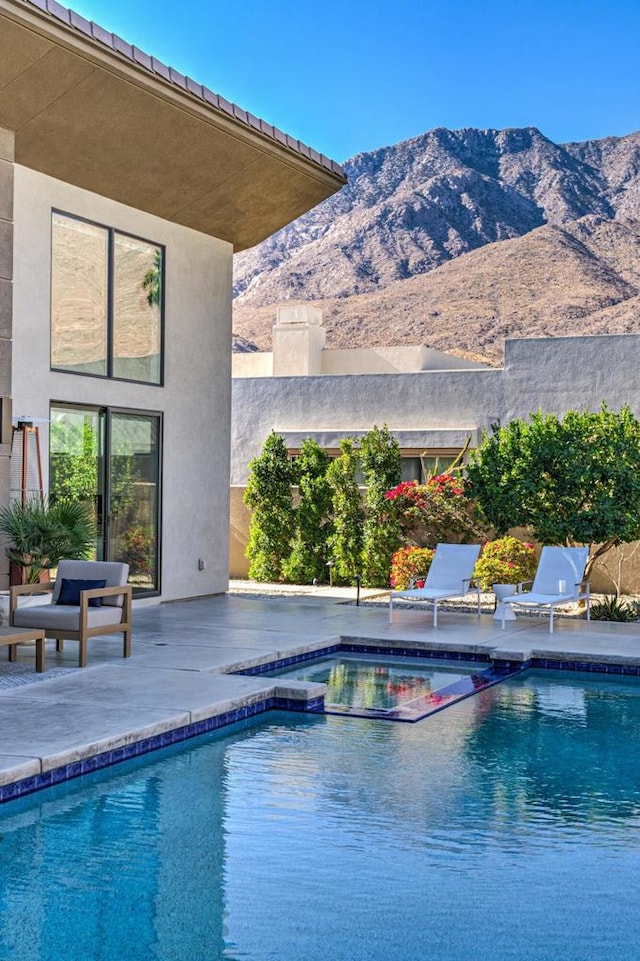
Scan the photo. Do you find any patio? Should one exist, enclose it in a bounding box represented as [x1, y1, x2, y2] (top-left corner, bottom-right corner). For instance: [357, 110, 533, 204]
[1, 590, 639, 797]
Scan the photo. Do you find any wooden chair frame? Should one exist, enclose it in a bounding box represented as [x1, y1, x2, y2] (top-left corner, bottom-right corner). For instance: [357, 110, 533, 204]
[10, 582, 133, 668]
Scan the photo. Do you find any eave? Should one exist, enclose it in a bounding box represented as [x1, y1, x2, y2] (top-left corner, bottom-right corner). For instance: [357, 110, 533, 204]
[0, 0, 347, 250]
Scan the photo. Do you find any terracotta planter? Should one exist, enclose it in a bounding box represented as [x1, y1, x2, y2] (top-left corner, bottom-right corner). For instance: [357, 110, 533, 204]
[9, 564, 51, 586]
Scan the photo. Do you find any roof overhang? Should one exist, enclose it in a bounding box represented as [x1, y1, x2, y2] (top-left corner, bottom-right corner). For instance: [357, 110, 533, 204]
[0, 0, 347, 250]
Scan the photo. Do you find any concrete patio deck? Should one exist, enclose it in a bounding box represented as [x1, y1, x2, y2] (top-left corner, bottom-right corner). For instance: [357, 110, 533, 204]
[0, 591, 638, 797]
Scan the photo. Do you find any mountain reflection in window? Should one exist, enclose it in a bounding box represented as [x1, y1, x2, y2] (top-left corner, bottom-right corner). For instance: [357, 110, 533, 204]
[51, 214, 108, 376]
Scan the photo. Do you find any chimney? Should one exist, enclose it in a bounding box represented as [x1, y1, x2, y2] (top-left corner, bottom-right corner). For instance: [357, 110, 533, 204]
[272, 305, 325, 376]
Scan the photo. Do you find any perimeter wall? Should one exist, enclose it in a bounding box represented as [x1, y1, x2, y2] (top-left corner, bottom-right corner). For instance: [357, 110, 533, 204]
[231, 333, 640, 592]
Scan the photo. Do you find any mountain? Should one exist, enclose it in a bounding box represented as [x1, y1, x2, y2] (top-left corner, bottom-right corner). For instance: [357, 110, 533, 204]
[233, 127, 640, 361]
[231, 333, 259, 353]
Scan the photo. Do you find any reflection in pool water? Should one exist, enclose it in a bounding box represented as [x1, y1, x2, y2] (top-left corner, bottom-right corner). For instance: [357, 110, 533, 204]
[265, 653, 483, 709]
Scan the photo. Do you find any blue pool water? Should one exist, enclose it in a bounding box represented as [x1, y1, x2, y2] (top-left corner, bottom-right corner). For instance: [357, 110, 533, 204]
[2, 670, 640, 960]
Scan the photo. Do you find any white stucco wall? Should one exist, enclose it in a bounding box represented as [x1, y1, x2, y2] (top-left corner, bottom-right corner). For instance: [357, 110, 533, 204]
[272, 320, 325, 376]
[231, 367, 504, 484]
[320, 345, 487, 375]
[504, 335, 640, 421]
[12, 166, 232, 601]
[231, 343, 487, 378]
[231, 334, 640, 486]
[233, 352, 274, 377]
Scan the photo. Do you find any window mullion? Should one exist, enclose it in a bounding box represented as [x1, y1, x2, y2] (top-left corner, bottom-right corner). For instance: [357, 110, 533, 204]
[106, 229, 115, 378]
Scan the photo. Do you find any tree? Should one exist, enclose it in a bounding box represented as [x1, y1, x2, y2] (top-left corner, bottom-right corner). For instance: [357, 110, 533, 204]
[50, 418, 139, 527]
[326, 438, 364, 584]
[360, 425, 402, 587]
[142, 249, 163, 307]
[283, 439, 332, 584]
[243, 432, 294, 581]
[466, 405, 640, 578]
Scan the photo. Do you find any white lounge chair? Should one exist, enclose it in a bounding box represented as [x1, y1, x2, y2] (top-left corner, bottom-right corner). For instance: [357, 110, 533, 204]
[389, 543, 481, 627]
[500, 546, 590, 633]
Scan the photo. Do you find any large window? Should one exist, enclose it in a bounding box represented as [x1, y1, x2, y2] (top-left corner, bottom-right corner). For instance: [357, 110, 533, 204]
[49, 405, 162, 595]
[51, 212, 164, 384]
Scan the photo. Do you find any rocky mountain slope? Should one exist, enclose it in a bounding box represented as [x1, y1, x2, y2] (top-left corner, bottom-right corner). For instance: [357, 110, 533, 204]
[233, 127, 640, 361]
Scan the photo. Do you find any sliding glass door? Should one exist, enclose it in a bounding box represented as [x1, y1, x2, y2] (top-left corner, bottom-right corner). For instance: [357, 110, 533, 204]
[107, 412, 160, 592]
[49, 405, 161, 594]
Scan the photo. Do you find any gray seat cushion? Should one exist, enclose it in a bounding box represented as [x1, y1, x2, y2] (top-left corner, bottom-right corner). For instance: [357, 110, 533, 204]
[53, 561, 129, 607]
[13, 603, 125, 632]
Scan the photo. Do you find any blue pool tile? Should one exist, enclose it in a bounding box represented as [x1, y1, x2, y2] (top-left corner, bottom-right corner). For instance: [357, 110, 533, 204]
[322, 642, 490, 664]
[236, 645, 340, 676]
[63, 761, 84, 781]
[1, 780, 22, 799]
[80, 755, 102, 774]
[532, 657, 640, 677]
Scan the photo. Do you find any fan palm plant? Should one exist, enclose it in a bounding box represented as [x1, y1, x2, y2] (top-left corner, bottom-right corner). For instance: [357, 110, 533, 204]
[0, 497, 95, 583]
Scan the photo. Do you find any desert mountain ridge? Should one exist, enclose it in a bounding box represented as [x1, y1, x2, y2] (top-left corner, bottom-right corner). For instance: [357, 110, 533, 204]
[233, 126, 640, 363]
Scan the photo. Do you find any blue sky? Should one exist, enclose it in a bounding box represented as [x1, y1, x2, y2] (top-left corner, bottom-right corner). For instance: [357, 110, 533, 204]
[72, 0, 640, 163]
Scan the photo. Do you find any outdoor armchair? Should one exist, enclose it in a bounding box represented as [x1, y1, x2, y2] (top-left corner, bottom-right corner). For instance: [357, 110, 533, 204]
[10, 560, 132, 668]
[500, 546, 590, 633]
[389, 543, 482, 627]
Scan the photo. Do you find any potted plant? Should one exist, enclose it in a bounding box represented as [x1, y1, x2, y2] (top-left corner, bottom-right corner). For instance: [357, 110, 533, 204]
[0, 497, 95, 584]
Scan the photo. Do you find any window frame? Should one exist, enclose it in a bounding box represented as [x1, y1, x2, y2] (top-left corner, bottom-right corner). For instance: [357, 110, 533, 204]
[50, 209, 166, 386]
[49, 400, 164, 598]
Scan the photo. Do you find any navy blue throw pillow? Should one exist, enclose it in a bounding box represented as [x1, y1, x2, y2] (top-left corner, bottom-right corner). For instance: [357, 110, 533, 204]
[56, 578, 107, 608]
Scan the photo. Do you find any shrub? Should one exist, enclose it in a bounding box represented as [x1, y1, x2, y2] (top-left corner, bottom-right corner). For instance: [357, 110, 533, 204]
[122, 525, 155, 578]
[244, 432, 294, 582]
[390, 547, 435, 591]
[0, 497, 95, 583]
[360, 426, 403, 587]
[326, 438, 364, 584]
[384, 474, 491, 548]
[590, 596, 639, 622]
[282, 439, 332, 584]
[466, 405, 640, 580]
[474, 536, 537, 591]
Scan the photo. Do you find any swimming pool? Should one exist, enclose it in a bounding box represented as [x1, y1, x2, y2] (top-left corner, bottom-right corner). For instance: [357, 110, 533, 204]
[1, 669, 640, 960]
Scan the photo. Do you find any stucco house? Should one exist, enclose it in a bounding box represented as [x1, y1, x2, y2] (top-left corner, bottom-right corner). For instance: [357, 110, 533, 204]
[0, 0, 346, 598]
[231, 310, 640, 589]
